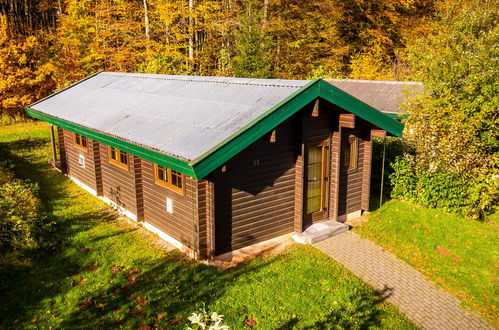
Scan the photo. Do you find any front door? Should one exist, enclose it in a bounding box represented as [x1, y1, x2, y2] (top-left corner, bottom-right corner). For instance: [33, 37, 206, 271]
[304, 141, 329, 225]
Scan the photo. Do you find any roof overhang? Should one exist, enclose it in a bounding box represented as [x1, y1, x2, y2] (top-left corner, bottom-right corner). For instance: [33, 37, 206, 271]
[26, 78, 403, 180]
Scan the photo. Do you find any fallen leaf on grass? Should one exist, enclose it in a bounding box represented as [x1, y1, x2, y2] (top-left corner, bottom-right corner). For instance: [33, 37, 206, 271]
[435, 246, 453, 257]
[88, 264, 100, 271]
[135, 296, 148, 306]
[81, 298, 94, 310]
[73, 280, 86, 286]
[127, 275, 137, 285]
[244, 317, 257, 328]
[110, 265, 125, 274]
[167, 317, 184, 325]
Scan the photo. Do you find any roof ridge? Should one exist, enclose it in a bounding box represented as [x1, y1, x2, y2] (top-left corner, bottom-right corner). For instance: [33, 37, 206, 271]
[102, 71, 308, 89]
[325, 78, 423, 85]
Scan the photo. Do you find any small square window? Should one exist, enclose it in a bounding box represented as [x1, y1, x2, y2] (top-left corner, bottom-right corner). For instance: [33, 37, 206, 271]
[109, 147, 128, 169]
[154, 164, 184, 195]
[74, 133, 88, 151]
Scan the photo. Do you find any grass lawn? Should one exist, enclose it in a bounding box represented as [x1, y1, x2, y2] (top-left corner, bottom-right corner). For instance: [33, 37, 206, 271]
[0, 121, 415, 329]
[355, 200, 498, 324]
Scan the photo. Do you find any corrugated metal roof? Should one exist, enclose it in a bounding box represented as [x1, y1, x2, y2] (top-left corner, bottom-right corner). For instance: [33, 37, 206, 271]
[30, 72, 308, 161]
[325, 79, 423, 114]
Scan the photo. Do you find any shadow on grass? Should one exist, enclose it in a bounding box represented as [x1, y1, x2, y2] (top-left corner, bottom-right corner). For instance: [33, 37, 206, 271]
[278, 286, 394, 329]
[0, 138, 120, 326]
[0, 137, 284, 329]
[60, 256, 278, 328]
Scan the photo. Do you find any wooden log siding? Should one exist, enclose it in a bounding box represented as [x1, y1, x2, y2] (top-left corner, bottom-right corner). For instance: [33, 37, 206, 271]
[213, 118, 297, 255]
[361, 132, 373, 211]
[99, 142, 137, 215]
[93, 140, 103, 196]
[63, 129, 98, 191]
[337, 128, 365, 217]
[133, 156, 145, 221]
[141, 159, 198, 249]
[57, 127, 67, 173]
[329, 126, 342, 221]
[293, 142, 304, 233]
[197, 179, 208, 257]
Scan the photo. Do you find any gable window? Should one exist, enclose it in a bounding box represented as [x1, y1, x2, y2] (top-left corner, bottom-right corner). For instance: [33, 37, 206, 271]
[109, 146, 128, 169]
[154, 164, 184, 194]
[343, 137, 358, 171]
[74, 133, 88, 151]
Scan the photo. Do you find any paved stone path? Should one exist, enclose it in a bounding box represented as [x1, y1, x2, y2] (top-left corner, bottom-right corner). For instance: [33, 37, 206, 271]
[314, 232, 493, 329]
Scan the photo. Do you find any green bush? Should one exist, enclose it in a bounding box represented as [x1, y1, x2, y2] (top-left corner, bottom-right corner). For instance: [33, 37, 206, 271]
[0, 163, 54, 252]
[390, 156, 499, 220]
[371, 137, 406, 197]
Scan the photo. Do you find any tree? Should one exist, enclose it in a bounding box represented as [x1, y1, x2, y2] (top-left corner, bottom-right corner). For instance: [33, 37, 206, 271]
[0, 20, 55, 116]
[393, 0, 499, 218]
[232, 0, 273, 78]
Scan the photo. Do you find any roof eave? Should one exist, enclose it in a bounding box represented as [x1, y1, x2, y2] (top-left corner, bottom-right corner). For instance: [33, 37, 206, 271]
[25, 108, 197, 178]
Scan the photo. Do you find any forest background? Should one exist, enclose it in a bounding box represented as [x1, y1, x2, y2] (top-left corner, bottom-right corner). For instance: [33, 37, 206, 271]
[0, 0, 438, 116]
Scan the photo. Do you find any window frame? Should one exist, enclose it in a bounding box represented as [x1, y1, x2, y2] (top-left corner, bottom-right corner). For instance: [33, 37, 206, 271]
[108, 146, 129, 170]
[154, 164, 185, 195]
[73, 133, 88, 152]
[343, 136, 359, 171]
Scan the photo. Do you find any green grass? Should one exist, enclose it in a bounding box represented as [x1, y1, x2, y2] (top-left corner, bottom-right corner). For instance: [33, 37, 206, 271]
[356, 200, 498, 324]
[0, 121, 415, 329]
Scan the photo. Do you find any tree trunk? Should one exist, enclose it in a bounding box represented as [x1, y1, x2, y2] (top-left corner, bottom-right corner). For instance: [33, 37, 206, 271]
[143, 0, 150, 40]
[263, 0, 269, 28]
[188, 0, 194, 64]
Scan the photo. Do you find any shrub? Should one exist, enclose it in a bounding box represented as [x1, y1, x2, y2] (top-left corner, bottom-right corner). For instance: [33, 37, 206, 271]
[0, 162, 54, 252]
[390, 156, 499, 220]
[370, 137, 406, 197]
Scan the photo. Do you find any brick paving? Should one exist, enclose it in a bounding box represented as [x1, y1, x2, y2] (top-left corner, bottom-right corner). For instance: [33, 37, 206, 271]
[314, 232, 493, 329]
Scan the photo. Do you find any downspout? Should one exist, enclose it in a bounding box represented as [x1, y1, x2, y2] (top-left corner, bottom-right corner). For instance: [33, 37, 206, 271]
[50, 124, 58, 165]
[379, 138, 386, 209]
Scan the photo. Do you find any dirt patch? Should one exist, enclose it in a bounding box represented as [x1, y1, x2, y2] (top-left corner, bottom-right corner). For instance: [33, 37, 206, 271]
[346, 215, 370, 227]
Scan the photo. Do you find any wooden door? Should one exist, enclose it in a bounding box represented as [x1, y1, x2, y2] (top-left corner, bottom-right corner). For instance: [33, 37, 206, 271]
[304, 141, 329, 224]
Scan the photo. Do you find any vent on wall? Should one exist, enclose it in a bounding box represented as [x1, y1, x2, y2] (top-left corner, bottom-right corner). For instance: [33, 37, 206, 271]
[78, 154, 85, 168]
[166, 197, 173, 214]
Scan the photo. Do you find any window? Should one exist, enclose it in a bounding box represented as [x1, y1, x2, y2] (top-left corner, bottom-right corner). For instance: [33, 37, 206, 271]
[74, 133, 88, 151]
[109, 146, 128, 169]
[154, 164, 184, 194]
[343, 137, 358, 170]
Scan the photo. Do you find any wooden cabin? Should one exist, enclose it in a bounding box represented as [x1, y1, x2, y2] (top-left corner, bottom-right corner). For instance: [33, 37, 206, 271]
[26, 72, 419, 260]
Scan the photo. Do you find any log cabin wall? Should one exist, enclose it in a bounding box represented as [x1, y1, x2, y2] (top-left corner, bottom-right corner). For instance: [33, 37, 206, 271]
[63, 129, 98, 192]
[141, 159, 198, 250]
[99, 143, 138, 215]
[212, 117, 298, 255]
[337, 118, 373, 218]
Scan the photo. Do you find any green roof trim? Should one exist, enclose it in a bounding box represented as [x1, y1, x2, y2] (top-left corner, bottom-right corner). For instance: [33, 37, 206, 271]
[189, 79, 321, 178]
[26, 78, 403, 180]
[25, 108, 196, 177]
[317, 80, 404, 136]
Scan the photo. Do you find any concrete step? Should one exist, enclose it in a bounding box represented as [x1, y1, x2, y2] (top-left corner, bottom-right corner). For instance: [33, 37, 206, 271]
[293, 220, 349, 244]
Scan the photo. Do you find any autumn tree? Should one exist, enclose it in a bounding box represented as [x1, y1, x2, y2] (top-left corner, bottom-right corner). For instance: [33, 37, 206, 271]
[391, 0, 499, 218]
[0, 6, 56, 117]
